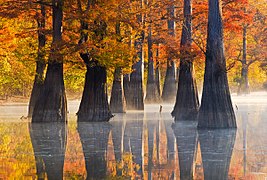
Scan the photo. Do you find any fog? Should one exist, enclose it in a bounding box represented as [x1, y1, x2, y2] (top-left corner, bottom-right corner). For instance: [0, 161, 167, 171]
[0, 91, 266, 179]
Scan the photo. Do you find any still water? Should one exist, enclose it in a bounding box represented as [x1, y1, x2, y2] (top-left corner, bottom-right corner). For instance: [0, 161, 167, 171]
[0, 93, 266, 179]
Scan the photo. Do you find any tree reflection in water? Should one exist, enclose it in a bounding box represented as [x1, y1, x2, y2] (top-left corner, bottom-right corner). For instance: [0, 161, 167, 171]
[172, 121, 198, 180]
[198, 129, 236, 180]
[3, 105, 266, 179]
[123, 112, 144, 176]
[29, 123, 67, 180]
[77, 122, 110, 179]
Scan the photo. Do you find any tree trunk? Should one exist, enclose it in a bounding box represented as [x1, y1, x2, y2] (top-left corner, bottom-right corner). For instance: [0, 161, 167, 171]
[32, 0, 67, 123]
[171, 0, 199, 121]
[127, 34, 144, 110]
[30, 123, 66, 180]
[198, 129, 236, 180]
[77, 10, 112, 121]
[110, 67, 126, 113]
[126, 0, 144, 110]
[155, 44, 161, 96]
[77, 60, 113, 122]
[162, 61, 176, 103]
[162, 2, 177, 103]
[145, 27, 161, 103]
[78, 122, 111, 179]
[238, 25, 250, 94]
[28, 3, 46, 117]
[110, 22, 127, 113]
[175, 66, 179, 88]
[123, 74, 131, 105]
[197, 0, 236, 128]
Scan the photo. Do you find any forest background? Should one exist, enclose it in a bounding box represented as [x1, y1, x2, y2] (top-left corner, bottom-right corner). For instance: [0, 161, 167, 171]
[0, 0, 266, 101]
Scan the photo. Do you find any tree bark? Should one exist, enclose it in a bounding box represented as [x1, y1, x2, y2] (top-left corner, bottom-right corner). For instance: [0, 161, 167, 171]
[145, 26, 161, 103]
[171, 0, 199, 121]
[77, 60, 113, 121]
[162, 2, 177, 103]
[32, 0, 67, 123]
[110, 67, 127, 113]
[30, 123, 67, 180]
[78, 122, 111, 179]
[28, 3, 46, 117]
[197, 0, 236, 128]
[198, 129, 236, 180]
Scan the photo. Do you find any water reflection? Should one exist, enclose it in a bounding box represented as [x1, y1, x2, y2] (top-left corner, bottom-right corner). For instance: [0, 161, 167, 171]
[145, 115, 176, 179]
[29, 123, 67, 180]
[172, 121, 198, 180]
[0, 103, 267, 179]
[77, 122, 111, 179]
[198, 129, 236, 180]
[123, 113, 144, 176]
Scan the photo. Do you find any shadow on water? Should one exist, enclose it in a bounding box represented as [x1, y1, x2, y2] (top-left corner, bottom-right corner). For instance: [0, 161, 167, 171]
[29, 122, 67, 180]
[198, 128, 237, 180]
[77, 122, 111, 179]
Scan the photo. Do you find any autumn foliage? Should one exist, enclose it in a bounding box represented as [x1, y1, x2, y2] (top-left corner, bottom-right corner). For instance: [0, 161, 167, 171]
[0, 0, 266, 99]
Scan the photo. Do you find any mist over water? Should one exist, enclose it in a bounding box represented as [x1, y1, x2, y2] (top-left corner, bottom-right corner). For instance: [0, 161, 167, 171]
[0, 92, 266, 179]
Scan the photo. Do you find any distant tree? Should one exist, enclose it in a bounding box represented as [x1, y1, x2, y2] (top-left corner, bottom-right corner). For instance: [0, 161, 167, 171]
[110, 21, 127, 113]
[162, 0, 177, 103]
[145, 0, 161, 104]
[126, 0, 145, 110]
[110, 22, 127, 114]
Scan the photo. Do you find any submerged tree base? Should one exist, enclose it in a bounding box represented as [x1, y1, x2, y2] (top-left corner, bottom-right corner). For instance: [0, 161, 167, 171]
[162, 65, 177, 103]
[110, 68, 126, 113]
[171, 63, 199, 121]
[145, 82, 161, 104]
[127, 77, 144, 111]
[77, 61, 113, 122]
[32, 63, 67, 123]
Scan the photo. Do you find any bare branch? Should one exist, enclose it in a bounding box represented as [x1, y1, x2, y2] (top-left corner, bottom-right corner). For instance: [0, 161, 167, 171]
[191, 37, 207, 56]
[77, 0, 82, 13]
[32, 0, 53, 7]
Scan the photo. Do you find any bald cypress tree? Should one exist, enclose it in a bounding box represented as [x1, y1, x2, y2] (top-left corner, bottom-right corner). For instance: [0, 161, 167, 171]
[161, 1, 177, 103]
[28, 2, 46, 117]
[145, 26, 161, 103]
[76, 0, 113, 122]
[171, 0, 199, 121]
[32, 0, 67, 123]
[197, 0, 236, 128]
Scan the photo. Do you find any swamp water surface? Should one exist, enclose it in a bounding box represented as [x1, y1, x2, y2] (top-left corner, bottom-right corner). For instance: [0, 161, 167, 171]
[0, 92, 266, 179]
